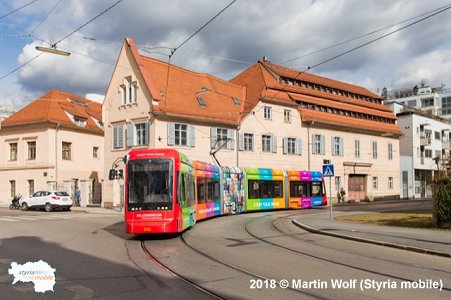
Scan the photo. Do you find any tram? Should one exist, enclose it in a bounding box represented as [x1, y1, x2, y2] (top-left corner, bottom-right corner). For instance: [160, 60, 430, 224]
[114, 148, 327, 234]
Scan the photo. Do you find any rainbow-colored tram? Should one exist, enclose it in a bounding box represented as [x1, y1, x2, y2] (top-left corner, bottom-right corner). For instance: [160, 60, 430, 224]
[119, 149, 327, 234]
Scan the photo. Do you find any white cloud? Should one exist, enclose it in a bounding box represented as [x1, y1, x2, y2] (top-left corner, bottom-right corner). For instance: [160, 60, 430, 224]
[1, 0, 451, 109]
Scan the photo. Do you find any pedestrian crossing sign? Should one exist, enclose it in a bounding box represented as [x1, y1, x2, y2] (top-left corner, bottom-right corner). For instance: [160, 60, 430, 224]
[322, 164, 334, 177]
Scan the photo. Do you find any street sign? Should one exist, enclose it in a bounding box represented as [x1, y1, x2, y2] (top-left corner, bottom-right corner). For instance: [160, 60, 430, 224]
[322, 164, 334, 177]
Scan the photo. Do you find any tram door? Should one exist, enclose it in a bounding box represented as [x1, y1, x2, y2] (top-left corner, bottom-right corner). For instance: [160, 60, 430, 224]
[348, 175, 366, 201]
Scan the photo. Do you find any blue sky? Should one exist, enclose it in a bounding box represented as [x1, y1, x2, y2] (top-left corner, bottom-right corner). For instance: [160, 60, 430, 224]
[1, 0, 451, 111]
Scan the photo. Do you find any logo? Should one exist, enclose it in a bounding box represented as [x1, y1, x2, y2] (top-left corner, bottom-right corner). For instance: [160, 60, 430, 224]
[8, 260, 56, 293]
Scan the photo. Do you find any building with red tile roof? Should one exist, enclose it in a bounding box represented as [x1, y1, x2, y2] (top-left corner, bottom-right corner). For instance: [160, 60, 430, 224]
[103, 37, 401, 208]
[0, 90, 104, 207]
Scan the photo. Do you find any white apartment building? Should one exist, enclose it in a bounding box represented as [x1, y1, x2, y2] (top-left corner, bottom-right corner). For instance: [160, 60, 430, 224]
[394, 105, 451, 198]
[102, 37, 402, 208]
[385, 83, 451, 119]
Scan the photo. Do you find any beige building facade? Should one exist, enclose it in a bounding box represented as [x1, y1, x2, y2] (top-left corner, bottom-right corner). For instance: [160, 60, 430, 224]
[0, 90, 104, 207]
[103, 37, 401, 208]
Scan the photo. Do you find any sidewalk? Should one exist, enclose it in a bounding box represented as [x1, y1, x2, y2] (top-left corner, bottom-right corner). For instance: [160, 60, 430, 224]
[68, 206, 123, 215]
[293, 210, 451, 258]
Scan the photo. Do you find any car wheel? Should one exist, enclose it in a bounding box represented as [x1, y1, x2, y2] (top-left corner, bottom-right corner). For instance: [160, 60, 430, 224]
[44, 203, 53, 212]
[21, 202, 28, 211]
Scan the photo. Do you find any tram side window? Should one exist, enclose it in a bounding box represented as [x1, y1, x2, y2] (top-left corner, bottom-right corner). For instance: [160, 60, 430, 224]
[177, 172, 186, 206]
[311, 182, 322, 196]
[187, 174, 195, 207]
[248, 180, 283, 199]
[197, 178, 206, 204]
[290, 181, 309, 197]
[207, 179, 220, 202]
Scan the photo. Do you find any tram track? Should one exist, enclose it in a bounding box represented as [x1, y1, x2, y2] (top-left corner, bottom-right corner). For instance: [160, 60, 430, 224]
[140, 240, 225, 299]
[243, 211, 451, 292]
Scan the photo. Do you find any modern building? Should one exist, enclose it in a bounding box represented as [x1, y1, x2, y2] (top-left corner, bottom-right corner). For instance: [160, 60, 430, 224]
[0, 90, 104, 207]
[384, 83, 451, 120]
[102, 37, 402, 208]
[386, 102, 451, 198]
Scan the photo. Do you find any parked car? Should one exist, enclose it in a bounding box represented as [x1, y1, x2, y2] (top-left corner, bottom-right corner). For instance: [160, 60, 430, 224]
[20, 190, 72, 212]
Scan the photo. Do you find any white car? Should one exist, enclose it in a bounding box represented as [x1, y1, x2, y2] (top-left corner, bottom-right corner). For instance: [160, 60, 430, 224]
[20, 190, 72, 212]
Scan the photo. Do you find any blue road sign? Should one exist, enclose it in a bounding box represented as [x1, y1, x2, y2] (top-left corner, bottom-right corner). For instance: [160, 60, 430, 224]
[322, 164, 334, 177]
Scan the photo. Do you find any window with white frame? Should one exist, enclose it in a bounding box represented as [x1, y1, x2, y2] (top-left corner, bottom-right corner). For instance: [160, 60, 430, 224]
[284, 109, 291, 123]
[62, 142, 71, 160]
[264, 106, 272, 120]
[28, 141, 36, 160]
[127, 122, 149, 147]
[262, 134, 277, 153]
[93, 147, 99, 158]
[335, 176, 341, 191]
[167, 123, 195, 147]
[73, 117, 87, 127]
[113, 124, 125, 149]
[332, 136, 344, 156]
[10, 143, 18, 161]
[239, 133, 254, 151]
[372, 141, 378, 159]
[312, 134, 325, 155]
[372, 177, 378, 189]
[388, 143, 393, 160]
[388, 177, 393, 189]
[210, 128, 235, 150]
[283, 137, 302, 155]
[354, 139, 360, 158]
[120, 77, 138, 104]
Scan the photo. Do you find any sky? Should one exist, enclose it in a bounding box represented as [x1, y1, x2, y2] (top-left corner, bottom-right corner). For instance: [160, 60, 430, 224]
[1, 0, 451, 111]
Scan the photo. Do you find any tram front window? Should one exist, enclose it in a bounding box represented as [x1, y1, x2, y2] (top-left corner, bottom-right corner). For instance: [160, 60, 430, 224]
[127, 159, 173, 211]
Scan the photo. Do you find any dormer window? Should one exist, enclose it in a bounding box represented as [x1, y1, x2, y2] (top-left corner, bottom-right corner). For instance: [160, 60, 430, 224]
[232, 97, 240, 105]
[197, 97, 206, 107]
[74, 117, 87, 127]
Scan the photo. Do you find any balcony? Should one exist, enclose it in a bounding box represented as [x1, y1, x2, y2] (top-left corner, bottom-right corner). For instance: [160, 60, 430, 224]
[420, 136, 431, 146]
[442, 140, 451, 149]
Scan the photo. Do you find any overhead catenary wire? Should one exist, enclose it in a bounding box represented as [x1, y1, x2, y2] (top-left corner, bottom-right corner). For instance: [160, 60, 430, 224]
[29, 0, 65, 35]
[0, 0, 40, 20]
[282, 3, 451, 65]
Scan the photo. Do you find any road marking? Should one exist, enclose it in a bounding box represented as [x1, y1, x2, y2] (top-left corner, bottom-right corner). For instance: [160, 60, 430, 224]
[0, 217, 20, 222]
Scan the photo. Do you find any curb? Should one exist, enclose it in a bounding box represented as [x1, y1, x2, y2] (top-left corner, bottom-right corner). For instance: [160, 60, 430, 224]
[292, 219, 451, 258]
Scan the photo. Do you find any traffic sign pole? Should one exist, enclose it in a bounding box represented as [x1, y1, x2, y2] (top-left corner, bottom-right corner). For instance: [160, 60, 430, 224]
[322, 163, 334, 221]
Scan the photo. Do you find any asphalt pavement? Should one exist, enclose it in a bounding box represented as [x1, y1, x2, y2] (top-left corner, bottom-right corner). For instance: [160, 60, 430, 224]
[293, 210, 451, 258]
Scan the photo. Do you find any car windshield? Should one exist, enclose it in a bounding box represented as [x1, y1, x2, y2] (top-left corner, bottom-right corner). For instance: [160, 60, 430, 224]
[127, 159, 173, 211]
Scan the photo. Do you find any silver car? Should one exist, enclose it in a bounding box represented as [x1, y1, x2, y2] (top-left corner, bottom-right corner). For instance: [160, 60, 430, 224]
[20, 190, 72, 212]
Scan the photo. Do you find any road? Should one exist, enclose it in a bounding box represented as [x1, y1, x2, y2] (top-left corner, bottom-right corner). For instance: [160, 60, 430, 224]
[1, 200, 448, 299]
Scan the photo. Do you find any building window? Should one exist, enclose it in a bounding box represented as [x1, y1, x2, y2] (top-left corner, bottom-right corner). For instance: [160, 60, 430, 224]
[127, 122, 149, 147]
[10, 180, 16, 198]
[210, 128, 235, 150]
[113, 124, 125, 149]
[388, 143, 393, 160]
[167, 123, 195, 147]
[28, 141, 36, 160]
[262, 134, 277, 153]
[284, 109, 291, 123]
[425, 149, 432, 158]
[10, 143, 18, 161]
[264, 106, 272, 120]
[388, 177, 393, 190]
[28, 179, 34, 195]
[73, 117, 87, 127]
[421, 98, 434, 107]
[62, 142, 71, 160]
[354, 139, 360, 158]
[434, 131, 441, 140]
[120, 77, 138, 105]
[312, 134, 325, 155]
[372, 177, 378, 189]
[93, 147, 99, 158]
[332, 136, 344, 156]
[239, 133, 254, 151]
[283, 137, 302, 155]
[372, 141, 378, 159]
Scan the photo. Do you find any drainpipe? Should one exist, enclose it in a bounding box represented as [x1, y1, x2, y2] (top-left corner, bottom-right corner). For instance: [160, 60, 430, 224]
[55, 122, 60, 188]
[236, 125, 240, 167]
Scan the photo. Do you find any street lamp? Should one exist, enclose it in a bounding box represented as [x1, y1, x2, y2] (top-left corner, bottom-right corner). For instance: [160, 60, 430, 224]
[36, 46, 71, 56]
